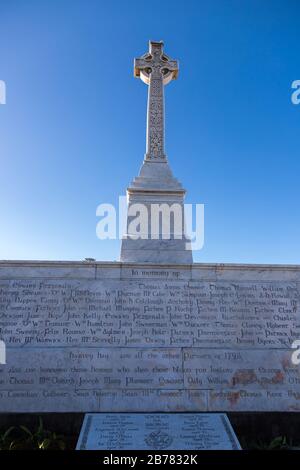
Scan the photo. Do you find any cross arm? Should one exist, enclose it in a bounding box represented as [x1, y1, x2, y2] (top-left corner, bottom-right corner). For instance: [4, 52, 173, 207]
[161, 59, 179, 79]
[134, 55, 152, 78]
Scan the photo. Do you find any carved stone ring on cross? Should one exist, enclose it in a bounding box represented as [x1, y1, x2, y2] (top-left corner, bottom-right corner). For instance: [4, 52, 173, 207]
[134, 41, 179, 86]
[135, 54, 177, 85]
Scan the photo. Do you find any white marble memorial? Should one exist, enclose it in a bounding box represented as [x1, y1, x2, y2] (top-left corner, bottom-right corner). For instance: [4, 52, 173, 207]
[0, 41, 299, 416]
[76, 413, 241, 450]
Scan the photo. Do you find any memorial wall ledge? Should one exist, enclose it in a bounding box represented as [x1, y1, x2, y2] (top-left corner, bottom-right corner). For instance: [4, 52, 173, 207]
[0, 260, 300, 281]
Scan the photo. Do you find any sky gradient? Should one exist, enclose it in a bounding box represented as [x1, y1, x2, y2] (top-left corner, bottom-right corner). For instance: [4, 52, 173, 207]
[0, 0, 299, 264]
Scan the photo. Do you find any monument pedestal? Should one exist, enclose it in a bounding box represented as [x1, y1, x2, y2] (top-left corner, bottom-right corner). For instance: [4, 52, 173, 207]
[120, 160, 193, 264]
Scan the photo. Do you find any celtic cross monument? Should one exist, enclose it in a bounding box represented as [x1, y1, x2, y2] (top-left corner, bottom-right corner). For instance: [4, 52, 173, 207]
[120, 40, 193, 263]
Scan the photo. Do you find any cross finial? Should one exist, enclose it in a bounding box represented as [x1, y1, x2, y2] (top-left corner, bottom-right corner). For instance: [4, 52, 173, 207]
[134, 41, 179, 161]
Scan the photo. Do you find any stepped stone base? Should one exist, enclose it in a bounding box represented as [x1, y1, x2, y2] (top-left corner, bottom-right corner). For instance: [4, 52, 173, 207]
[120, 159, 193, 264]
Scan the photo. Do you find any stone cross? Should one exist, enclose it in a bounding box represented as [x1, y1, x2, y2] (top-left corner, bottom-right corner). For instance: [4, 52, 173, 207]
[134, 41, 178, 161]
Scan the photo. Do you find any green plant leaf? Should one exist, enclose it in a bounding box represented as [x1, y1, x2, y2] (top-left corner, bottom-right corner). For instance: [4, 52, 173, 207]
[39, 438, 51, 450]
[58, 440, 66, 450]
[37, 417, 44, 435]
[19, 426, 33, 438]
[2, 426, 15, 441]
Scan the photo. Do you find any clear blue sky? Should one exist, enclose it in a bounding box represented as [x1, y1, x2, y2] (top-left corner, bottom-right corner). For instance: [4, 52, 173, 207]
[0, 0, 299, 264]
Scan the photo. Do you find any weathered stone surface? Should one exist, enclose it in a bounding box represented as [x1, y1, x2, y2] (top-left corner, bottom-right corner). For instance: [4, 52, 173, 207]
[0, 261, 299, 412]
[76, 413, 241, 450]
